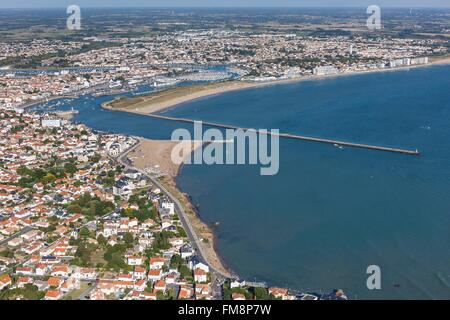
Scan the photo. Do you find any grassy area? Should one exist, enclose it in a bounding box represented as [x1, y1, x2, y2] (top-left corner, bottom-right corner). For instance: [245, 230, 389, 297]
[107, 80, 238, 110]
[64, 282, 90, 300]
[90, 248, 107, 266]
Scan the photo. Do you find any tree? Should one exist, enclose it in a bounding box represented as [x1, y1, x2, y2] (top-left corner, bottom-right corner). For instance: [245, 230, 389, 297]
[103, 250, 113, 261]
[170, 254, 184, 269]
[67, 204, 82, 214]
[97, 234, 107, 246]
[64, 162, 78, 175]
[108, 252, 127, 271]
[150, 206, 158, 221]
[253, 287, 269, 300]
[145, 282, 153, 293]
[67, 193, 114, 218]
[176, 226, 187, 238]
[89, 153, 101, 163]
[79, 227, 91, 238]
[123, 208, 135, 218]
[223, 287, 232, 300]
[179, 265, 192, 280]
[41, 173, 56, 184]
[0, 249, 14, 258]
[0, 284, 45, 300]
[75, 244, 92, 266]
[152, 233, 170, 252]
[123, 233, 135, 247]
[103, 244, 127, 270]
[16, 166, 32, 176]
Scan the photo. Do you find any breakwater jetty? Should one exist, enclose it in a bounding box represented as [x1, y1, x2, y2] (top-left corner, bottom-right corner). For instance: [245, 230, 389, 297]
[143, 113, 420, 156]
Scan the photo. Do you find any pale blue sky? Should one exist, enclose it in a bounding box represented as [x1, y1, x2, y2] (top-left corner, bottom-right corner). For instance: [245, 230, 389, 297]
[1, 0, 449, 8]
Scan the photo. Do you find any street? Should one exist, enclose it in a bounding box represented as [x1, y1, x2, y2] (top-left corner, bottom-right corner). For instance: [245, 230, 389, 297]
[115, 139, 231, 299]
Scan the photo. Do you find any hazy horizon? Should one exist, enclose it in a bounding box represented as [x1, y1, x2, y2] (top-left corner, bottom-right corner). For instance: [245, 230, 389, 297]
[1, 0, 449, 9]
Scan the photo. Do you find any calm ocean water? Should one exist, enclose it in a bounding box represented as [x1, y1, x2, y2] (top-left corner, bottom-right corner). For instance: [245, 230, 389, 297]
[36, 65, 450, 299]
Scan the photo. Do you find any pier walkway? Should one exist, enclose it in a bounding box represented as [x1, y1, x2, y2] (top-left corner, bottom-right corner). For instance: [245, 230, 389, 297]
[142, 113, 420, 156]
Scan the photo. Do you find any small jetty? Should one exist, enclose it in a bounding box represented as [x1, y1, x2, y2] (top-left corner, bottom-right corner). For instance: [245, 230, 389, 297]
[144, 113, 420, 156]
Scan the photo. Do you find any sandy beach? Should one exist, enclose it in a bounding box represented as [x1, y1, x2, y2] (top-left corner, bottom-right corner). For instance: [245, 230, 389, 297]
[102, 80, 279, 114]
[127, 139, 203, 177]
[105, 55, 450, 280]
[103, 55, 450, 116]
[125, 138, 233, 277]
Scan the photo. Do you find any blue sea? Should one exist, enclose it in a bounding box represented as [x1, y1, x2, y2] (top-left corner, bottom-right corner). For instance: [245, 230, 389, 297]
[34, 65, 450, 299]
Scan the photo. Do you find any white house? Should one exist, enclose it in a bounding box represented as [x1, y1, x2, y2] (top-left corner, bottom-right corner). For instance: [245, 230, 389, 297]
[230, 279, 246, 289]
[194, 268, 208, 283]
[127, 256, 144, 266]
[147, 269, 163, 282]
[73, 268, 97, 280]
[35, 264, 48, 276]
[193, 262, 209, 273]
[161, 201, 175, 215]
[149, 257, 165, 270]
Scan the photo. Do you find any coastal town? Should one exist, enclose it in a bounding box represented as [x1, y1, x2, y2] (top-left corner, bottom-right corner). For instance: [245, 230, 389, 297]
[1, 29, 449, 108]
[0, 6, 449, 302]
[0, 107, 348, 300]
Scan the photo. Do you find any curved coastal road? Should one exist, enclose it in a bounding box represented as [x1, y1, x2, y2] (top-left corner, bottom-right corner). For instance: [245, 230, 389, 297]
[115, 139, 232, 284]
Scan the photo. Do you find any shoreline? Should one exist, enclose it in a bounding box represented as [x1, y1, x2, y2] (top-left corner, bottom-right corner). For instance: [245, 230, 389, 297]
[24, 57, 450, 287]
[159, 173, 236, 278]
[174, 156, 239, 278]
[124, 137, 235, 278]
[102, 56, 450, 116]
[17, 84, 237, 278]
[99, 58, 450, 283]
[20, 55, 450, 113]
[19, 95, 78, 110]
